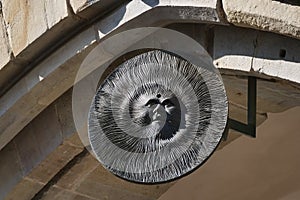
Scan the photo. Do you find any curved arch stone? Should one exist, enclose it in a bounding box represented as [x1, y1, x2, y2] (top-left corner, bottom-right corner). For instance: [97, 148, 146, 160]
[0, 0, 224, 151]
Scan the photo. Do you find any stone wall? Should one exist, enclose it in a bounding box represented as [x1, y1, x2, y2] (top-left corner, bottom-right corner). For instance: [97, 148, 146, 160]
[0, 89, 173, 200]
[0, 1, 300, 199]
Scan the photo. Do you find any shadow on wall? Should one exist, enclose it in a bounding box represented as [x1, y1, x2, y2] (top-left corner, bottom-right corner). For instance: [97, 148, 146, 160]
[98, 5, 127, 34]
[273, 0, 300, 6]
[98, 0, 161, 34]
[159, 106, 300, 200]
[142, 0, 159, 7]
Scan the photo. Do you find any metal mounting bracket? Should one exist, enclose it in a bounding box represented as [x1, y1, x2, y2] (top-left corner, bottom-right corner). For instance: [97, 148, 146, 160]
[224, 76, 257, 139]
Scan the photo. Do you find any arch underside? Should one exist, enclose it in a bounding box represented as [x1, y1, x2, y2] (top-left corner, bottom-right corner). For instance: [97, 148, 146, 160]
[0, 1, 300, 199]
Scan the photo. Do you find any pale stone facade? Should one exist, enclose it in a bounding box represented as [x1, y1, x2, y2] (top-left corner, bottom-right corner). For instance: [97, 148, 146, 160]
[0, 0, 299, 199]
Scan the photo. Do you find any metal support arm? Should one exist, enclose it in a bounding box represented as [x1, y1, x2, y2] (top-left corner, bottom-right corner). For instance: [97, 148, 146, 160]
[228, 76, 257, 138]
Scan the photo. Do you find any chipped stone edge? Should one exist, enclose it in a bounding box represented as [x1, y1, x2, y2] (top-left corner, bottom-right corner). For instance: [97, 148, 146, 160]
[225, 10, 300, 40]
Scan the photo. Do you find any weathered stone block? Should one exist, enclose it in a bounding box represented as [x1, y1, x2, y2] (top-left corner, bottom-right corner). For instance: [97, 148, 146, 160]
[94, 0, 223, 38]
[222, 0, 300, 39]
[55, 153, 168, 199]
[252, 32, 300, 83]
[45, 0, 69, 28]
[65, 133, 85, 148]
[0, 0, 76, 77]
[166, 23, 209, 52]
[1, 0, 48, 56]
[76, 174, 155, 200]
[32, 106, 61, 139]
[55, 154, 99, 190]
[42, 186, 94, 200]
[0, 142, 23, 200]
[14, 104, 63, 175]
[69, 0, 90, 13]
[55, 88, 77, 140]
[0, 12, 11, 69]
[4, 178, 44, 200]
[214, 26, 257, 72]
[14, 124, 42, 176]
[214, 25, 300, 85]
[27, 142, 83, 184]
[0, 27, 97, 151]
[75, 163, 172, 200]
